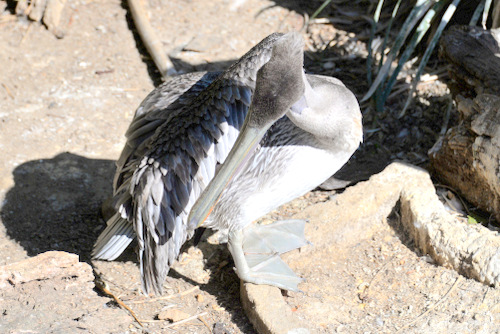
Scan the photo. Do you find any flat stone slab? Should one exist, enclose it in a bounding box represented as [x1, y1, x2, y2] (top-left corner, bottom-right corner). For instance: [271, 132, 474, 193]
[242, 162, 500, 333]
[0, 251, 132, 333]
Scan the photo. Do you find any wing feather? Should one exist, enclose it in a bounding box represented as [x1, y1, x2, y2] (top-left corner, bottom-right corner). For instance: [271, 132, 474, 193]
[93, 33, 286, 294]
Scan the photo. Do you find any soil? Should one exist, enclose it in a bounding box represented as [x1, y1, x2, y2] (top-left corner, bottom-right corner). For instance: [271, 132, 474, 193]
[0, 0, 498, 333]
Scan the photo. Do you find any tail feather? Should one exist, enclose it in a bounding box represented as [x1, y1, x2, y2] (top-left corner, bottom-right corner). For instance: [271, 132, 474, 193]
[92, 213, 135, 260]
[139, 218, 191, 295]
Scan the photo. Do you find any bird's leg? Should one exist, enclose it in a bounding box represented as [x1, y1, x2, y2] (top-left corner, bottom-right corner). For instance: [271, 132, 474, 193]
[227, 220, 308, 291]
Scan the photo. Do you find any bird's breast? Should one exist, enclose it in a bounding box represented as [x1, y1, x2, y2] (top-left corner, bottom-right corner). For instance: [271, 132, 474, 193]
[204, 137, 354, 231]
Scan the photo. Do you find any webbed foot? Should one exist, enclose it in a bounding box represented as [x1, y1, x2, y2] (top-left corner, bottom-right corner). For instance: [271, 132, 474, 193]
[228, 220, 308, 291]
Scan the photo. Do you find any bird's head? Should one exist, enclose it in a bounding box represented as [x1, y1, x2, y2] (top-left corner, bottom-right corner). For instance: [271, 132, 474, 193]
[188, 32, 306, 229]
[247, 32, 305, 129]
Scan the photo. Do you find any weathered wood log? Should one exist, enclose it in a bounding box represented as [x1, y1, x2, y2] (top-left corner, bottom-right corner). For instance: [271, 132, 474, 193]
[439, 26, 500, 96]
[430, 26, 500, 223]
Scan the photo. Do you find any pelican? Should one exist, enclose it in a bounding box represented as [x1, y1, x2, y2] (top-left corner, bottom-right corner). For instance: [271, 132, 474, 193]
[93, 32, 362, 295]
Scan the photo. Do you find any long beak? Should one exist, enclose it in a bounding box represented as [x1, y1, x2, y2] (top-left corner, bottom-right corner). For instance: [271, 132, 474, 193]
[188, 114, 270, 229]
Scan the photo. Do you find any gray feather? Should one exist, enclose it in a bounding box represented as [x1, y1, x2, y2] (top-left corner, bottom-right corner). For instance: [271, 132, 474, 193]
[92, 213, 135, 261]
[93, 33, 287, 294]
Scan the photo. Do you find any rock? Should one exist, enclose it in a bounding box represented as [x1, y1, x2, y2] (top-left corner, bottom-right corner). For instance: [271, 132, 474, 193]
[0, 251, 131, 333]
[240, 283, 310, 334]
[298, 161, 500, 287]
[14, 0, 68, 38]
[28, 0, 47, 22]
[15, 0, 29, 16]
[396, 162, 500, 287]
[213, 322, 234, 334]
[157, 308, 191, 322]
[242, 162, 500, 333]
[0, 250, 90, 288]
[43, 0, 67, 38]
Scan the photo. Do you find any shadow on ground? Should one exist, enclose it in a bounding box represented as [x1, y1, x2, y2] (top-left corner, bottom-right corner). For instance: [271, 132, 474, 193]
[0, 151, 256, 331]
[0, 153, 115, 261]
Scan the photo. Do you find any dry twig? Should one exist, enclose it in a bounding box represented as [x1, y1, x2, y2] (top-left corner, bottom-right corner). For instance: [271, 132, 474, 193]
[127, 0, 176, 78]
[164, 312, 208, 329]
[2, 83, 14, 99]
[198, 314, 212, 333]
[20, 22, 33, 45]
[94, 271, 143, 327]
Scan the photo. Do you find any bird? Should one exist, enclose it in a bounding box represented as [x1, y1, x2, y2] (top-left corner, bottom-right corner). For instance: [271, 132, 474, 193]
[92, 32, 362, 295]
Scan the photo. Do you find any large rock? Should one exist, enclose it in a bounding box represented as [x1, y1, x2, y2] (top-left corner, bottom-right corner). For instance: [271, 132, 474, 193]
[0, 251, 131, 333]
[241, 162, 500, 333]
[241, 283, 309, 334]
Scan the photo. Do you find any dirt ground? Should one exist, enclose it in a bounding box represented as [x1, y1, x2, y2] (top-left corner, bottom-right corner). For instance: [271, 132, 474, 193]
[0, 0, 498, 333]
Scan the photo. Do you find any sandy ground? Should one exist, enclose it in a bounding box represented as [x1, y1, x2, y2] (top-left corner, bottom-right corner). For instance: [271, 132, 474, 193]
[1, 0, 499, 333]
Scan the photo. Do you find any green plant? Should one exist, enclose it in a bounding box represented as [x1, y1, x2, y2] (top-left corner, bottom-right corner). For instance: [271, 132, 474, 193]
[363, 0, 494, 115]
